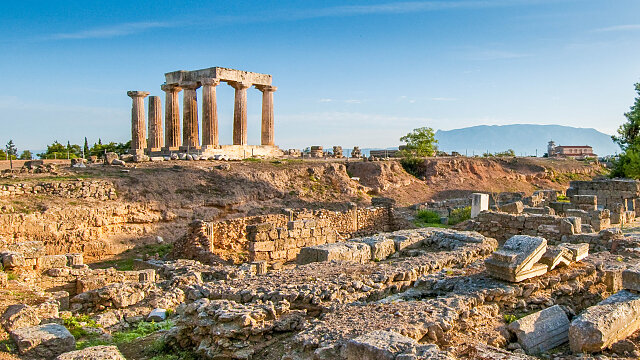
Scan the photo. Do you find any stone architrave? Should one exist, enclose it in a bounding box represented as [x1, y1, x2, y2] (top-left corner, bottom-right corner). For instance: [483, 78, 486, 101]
[255, 84, 277, 146]
[147, 96, 163, 152]
[508, 305, 570, 354]
[471, 193, 489, 218]
[126, 91, 150, 155]
[161, 84, 182, 150]
[201, 78, 220, 148]
[180, 81, 201, 150]
[229, 81, 252, 146]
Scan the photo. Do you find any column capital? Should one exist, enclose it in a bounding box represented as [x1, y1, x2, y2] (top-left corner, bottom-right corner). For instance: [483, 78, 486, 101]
[161, 84, 182, 93]
[228, 81, 252, 90]
[255, 85, 277, 93]
[201, 78, 220, 87]
[179, 81, 201, 90]
[127, 91, 150, 98]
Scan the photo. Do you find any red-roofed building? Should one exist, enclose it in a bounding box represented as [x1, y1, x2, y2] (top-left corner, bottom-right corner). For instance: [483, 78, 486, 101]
[547, 141, 597, 158]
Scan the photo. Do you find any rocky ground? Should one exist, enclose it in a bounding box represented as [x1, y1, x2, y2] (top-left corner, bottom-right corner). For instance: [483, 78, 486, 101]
[0, 156, 622, 360]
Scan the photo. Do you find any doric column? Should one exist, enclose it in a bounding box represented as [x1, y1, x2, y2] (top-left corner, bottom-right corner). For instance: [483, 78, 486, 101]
[180, 81, 201, 150]
[127, 91, 150, 155]
[229, 81, 252, 145]
[147, 96, 163, 152]
[161, 84, 182, 150]
[201, 78, 220, 149]
[256, 85, 277, 146]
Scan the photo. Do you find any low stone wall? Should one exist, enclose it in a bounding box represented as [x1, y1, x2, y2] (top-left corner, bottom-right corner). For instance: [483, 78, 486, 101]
[0, 180, 117, 200]
[460, 211, 581, 242]
[172, 205, 396, 264]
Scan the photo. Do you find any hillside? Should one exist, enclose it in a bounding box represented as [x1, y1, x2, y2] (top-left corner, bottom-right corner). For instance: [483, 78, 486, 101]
[434, 124, 619, 156]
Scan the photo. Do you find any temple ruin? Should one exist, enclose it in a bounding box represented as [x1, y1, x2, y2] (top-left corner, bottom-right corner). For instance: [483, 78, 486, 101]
[127, 67, 281, 159]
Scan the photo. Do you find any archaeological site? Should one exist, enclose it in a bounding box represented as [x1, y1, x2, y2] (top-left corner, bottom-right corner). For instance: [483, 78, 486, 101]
[3, 69, 640, 359]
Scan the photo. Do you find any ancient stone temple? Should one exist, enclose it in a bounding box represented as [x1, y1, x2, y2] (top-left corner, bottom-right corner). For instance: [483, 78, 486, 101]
[127, 67, 282, 159]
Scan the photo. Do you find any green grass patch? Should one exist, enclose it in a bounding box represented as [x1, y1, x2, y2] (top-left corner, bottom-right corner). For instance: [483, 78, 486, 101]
[503, 314, 517, 324]
[6, 271, 18, 281]
[416, 210, 441, 224]
[113, 321, 173, 344]
[96, 258, 135, 271]
[242, 157, 262, 162]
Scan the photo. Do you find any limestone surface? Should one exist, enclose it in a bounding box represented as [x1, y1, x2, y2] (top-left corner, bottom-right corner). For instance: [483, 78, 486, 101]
[54, 345, 126, 360]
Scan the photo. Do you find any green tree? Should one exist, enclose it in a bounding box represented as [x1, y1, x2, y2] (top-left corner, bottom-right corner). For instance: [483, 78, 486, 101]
[613, 82, 640, 150]
[612, 83, 640, 178]
[38, 140, 80, 159]
[83, 137, 89, 158]
[19, 150, 32, 160]
[399, 127, 438, 157]
[5, 140, 17, 168]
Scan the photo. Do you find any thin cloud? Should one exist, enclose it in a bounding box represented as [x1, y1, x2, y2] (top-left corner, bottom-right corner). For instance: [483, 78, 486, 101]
[593, 24, 640, 33]
[430, 97, 458, 101]
[49, 21, 174, 40]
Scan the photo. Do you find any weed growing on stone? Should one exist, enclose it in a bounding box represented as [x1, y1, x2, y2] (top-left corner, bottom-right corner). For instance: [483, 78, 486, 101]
[113, 321, 174, 344]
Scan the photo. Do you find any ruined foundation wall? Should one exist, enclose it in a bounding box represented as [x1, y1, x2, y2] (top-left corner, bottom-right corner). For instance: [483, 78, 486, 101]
[0, 180, 117, 200]
[462, 211, 581, 242]
[567, 179, 640, 210]
[173, 206, 395, 264]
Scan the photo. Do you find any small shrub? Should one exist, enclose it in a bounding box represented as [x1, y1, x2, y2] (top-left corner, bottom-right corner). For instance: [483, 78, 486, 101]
[503, 314, 517, 324]
[557, 194, 570, 202]
[448, 206, 471, 225]
[6, 272, 18, 281]
[112, 321, 173, 344]
[416, 210, 441, 224]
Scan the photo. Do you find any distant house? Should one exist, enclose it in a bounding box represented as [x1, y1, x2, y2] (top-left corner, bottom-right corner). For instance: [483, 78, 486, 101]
[547, 141, 597, 158]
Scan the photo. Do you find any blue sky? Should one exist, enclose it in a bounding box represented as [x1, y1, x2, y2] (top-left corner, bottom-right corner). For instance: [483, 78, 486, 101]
[1, 0, 639, 152]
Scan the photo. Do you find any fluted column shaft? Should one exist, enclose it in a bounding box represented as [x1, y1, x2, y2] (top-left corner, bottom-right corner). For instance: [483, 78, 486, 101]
[148, 96, 163, 151]
[127, 91, 150, 154]
[201, 78, 220, 148]
[180, 81, 201, 150]
[230, 81, 251, 146]
[256, 85, 277, 146]
[161, 84, 182, 150]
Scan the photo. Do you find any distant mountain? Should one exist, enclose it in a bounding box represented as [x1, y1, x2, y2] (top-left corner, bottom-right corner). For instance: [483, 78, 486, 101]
[434, 124, 620, 157]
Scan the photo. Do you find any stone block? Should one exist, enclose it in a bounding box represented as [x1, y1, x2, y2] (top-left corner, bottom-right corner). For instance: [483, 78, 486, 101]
[355, 237, 396, 261]
[539, 247, 572, 271]
[472, 193, 489, 218]
[2, 251, 25, 269]
[66, 253, 84, 266]
[557, 243, 589, 262]
[345, 330, 417, 360]
[297, 242, 371, 265]
[501, 201, 524, 214]
[55, 345, 126, 360]
[246, 222, 273, 233]
[1, 304, 40, 332]
[138, 269, 156, 282]
[486, 263, 548, 283]
[393, 234, 424, 251]
[147, 308, 167, 322]
[39, 255, 69, 270]
[10, 323, 75, 359]
[487, 235, 547, 274]
[51, 291, 70, 311]
[508, 305, 570, 354]
[249, 241, 275, 252]
[604, 267, 624, 293]
[622, 267, 640, 292]
[252, 261, 267, 275]
[570, 290, 640, 353]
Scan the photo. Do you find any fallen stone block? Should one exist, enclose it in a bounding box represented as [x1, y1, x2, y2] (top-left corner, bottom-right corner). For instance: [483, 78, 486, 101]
[569, 290, 640, 353]
[10, 323, 75, 359]
[55, 345, 126, 360]
[1, 304, 40, 332]
[393, 234, 425, 251]
[147, 308, 167, 322]
[487, 263, 548, 283]
[344, 330, 417, 360]
[2, 251, 25, 269]
[66, 253, 84, 267]
[539, 247, 572, 271]
[501, 201, 524, 214]
[485, 235, 548, 282]
[558, 243, 589, 262]
[39, 255, 69, 270]
[508, 305, 570, 354]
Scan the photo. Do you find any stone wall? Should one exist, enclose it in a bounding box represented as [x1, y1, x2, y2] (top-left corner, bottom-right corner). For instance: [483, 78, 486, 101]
[460, 211, 581, 242]
[0, 180, 117, 200]
[172, 205, 396, 264]
[567, 179, 640, 211]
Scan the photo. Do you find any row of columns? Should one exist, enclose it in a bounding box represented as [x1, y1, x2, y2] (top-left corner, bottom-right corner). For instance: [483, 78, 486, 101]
[128, 79, 276, 154]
